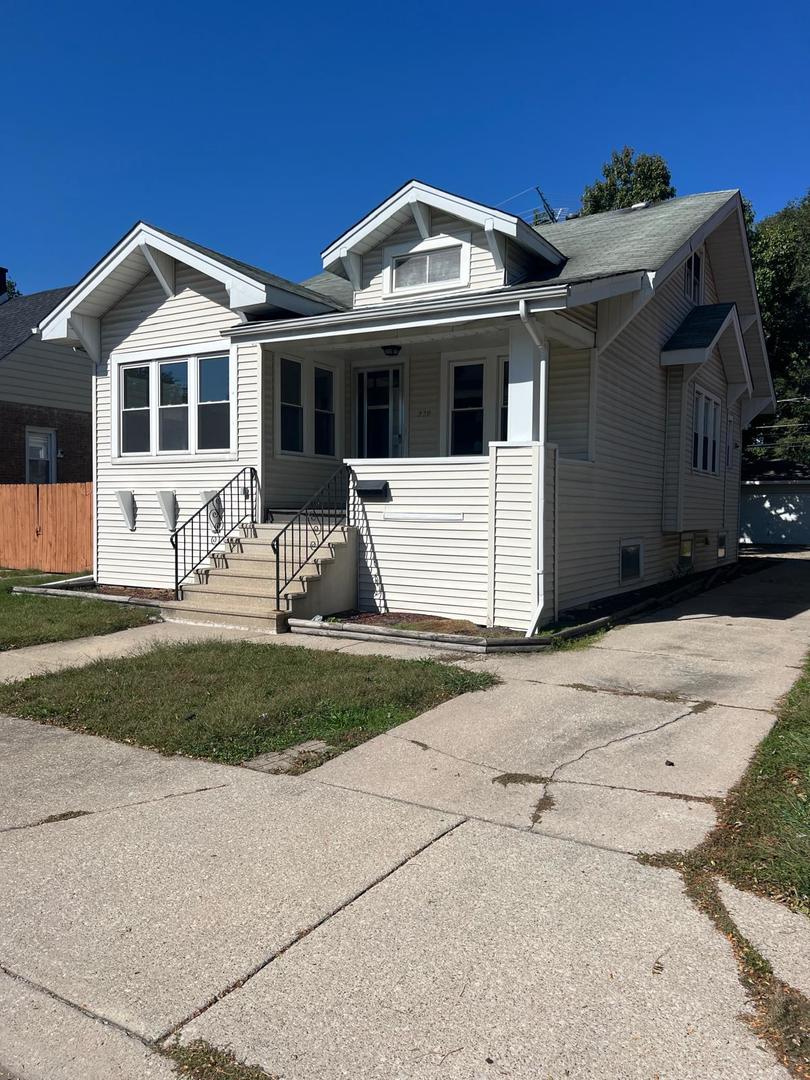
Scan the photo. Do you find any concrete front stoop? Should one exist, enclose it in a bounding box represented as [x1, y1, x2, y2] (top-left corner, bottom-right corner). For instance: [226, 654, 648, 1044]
[160, 520, 357, 633]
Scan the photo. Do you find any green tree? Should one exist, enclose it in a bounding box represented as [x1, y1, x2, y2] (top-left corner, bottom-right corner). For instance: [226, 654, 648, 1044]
[581, 146, 676, 215]
[746, 192, 810, 465]
[6, 279, 21, 298]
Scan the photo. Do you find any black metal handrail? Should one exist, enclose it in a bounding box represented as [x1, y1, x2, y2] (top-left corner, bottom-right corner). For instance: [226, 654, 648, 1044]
[271, 464, 350, 609]
[170, 467, 261, 598]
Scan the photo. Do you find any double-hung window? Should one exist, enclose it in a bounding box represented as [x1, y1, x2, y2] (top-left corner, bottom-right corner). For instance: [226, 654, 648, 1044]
[693, 387, 721, 474]
[450, 361, 485, 455]
[383, 233, 470, 298]
[279, 357, 338, 457]
[119, 353, 231, 456]
[684, 250, 703, 304]
[499, 359, 510, 441]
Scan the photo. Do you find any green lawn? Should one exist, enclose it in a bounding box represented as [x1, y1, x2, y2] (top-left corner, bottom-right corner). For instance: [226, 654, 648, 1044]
[0, 640, 496, 764]
[0, 570, 153, 651]
[699, 657, 810, 914]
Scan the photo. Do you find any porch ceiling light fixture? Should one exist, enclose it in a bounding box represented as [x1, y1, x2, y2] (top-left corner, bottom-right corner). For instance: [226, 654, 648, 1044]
[381, 344, 401, 357]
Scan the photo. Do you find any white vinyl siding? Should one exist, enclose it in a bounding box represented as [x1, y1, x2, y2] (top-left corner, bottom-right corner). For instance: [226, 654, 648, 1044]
[547, 346, 591, 460]
[490, 443, 540, 629]
[0, 337, 91, 412]
[95, 265, 259, 589]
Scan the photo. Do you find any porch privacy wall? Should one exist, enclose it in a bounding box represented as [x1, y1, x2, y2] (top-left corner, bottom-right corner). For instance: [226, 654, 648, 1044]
[349, 444, 548, 630]
[95, 267, 261, 588]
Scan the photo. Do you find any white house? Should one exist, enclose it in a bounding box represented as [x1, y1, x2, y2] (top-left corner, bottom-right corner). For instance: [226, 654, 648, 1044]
[38, 180, 774, 632]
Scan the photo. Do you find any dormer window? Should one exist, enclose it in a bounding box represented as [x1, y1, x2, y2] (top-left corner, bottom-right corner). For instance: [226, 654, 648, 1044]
[383, 233, 471, 298]
[684, 250, 703, 304]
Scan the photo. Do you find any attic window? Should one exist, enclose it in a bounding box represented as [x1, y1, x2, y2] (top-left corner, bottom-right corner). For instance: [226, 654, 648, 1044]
[383, 232, 471, 298]
[684, 250, 703, 304]
[393, 246, 461, 290]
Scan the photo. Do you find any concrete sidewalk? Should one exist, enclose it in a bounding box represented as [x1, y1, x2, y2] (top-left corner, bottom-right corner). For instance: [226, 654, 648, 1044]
[2, 554, 809, 1078]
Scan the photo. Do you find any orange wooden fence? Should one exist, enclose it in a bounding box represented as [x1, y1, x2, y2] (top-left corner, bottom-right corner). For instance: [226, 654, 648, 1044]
[0, 483, 92, 573]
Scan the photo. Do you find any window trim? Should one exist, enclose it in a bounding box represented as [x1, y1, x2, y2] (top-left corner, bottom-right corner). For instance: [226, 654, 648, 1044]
[692, 385, 722, 477]
[448, 359, 486, 457]
[25, 426, 57, 484]
[382, 232, 471, 299]
[274, 353, 342, 461]
[157, 359, 190, 454]
[279, 356, 304, 456]
[111, 342, 237, 463]
[439, 348, 503, 456]
[619, 537, 644, 584]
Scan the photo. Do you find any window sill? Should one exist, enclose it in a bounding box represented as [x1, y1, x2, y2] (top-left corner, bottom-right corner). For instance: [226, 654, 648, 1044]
[381, 281, 470, 301]
[111, 451, 238, 465]
[276, 449, 341, 462]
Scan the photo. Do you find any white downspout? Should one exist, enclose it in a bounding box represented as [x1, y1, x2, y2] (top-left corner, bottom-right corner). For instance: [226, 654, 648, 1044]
[519, 300, 549, 637]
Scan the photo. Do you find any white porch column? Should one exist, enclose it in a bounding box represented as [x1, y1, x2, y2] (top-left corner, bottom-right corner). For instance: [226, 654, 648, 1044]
[507, 320, 548, 443]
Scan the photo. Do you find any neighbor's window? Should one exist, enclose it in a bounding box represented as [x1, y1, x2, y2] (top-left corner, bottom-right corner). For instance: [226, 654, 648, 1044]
[314, 366, 335, 456]
[450, 361, 485, 455]
[121, 365, 151, 453]
[620, 540, 643, 583]
[684, 250, 703, 304]
[499, 359, 510, 441]
[693, 387, 721, 474]
[280, 358, 304, 453]
[198, 355, 230, 450]
[159, 361, 189, 452]
[393, 245, 462, 291]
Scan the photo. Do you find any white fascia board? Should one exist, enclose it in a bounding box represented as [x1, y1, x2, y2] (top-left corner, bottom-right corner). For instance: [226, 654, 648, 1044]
[742, 395, 775, 427]
[228, 284, 569, 346]
[567, 271, 645, 307]
[321, 179, 564, 270]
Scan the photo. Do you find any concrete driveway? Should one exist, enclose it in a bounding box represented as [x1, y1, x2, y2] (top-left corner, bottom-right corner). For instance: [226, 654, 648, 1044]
[2, 554, 808, 1078]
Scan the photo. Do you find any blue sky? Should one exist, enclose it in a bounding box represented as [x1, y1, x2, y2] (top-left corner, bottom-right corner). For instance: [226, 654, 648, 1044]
[3, 0, 808, 294]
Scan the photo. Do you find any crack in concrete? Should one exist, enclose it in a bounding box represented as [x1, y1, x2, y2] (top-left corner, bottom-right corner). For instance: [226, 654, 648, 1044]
[0, 783, 232, 834]
[385, 732, 506, 775]
[548, 704, 701, 783]
[158, 815, 467, 1044]
[548, 776, 720, 805]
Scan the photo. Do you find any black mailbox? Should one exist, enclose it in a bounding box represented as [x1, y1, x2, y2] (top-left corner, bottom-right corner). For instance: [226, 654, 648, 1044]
[354, 479, 390, 500]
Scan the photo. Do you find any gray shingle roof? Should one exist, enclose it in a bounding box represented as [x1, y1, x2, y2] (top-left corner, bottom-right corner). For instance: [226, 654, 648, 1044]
[300, 270, 354, 309]
[144, 224, 349, 311]
[531, 191, 739, 286]
[0, 287, 74, 363]
[662, 303, 736, 352]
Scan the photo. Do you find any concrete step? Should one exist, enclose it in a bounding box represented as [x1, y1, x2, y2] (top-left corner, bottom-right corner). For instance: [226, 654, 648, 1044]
[203, 557, 333, 582]
[183, 572, 317, 600]
[169, 591, 297, 616]
[160, 601, 288, 633]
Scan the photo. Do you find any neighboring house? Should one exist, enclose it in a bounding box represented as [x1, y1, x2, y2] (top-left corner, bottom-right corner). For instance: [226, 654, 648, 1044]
[740, 459, 810, 547]
[0, 272, 91, 483]
[38, 181, 774, 630]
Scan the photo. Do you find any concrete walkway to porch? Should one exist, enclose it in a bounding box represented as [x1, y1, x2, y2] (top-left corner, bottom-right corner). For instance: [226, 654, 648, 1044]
[1, 554, 809, 1078]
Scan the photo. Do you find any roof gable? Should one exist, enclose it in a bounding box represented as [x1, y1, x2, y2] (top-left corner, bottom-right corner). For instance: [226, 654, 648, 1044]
[321, 179, 564, 280]
[38, 222, 346, 361]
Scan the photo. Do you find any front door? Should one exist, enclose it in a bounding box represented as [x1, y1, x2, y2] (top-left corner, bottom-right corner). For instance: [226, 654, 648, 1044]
[355, 366, 404, 457]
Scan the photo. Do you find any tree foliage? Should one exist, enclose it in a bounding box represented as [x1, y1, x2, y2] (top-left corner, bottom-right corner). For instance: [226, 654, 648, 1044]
[746, 192, 810, 465]
[581, 146, 676, 215]
[5, 278, 20, 298]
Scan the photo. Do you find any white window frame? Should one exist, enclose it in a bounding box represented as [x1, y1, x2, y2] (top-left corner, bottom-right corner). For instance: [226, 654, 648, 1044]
[110, 341, 237, 463]
[157, 358, 190, 454]
[313, 364, 337, 458]
[382, 232, 471, 299]
[684, 249, 704, 304]
[274, 353, 342, 461]
[619, 537, 644, 584]
[692, 385, 721, 476]
[25, 426, 57, 484]
[498, 356, 510, 442]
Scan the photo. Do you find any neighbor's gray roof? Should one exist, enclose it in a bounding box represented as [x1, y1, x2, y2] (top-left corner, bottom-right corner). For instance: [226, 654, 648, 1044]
[0, 287, 74, 363]
[662, 303, 736, 352]
[144, 224, 350, 311]
[300, 270, 355, 308]
[531, 191, 739, 286]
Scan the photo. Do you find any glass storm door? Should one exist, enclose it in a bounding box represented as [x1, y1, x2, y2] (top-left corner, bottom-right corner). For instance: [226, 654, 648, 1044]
[356, 367, 403, 457]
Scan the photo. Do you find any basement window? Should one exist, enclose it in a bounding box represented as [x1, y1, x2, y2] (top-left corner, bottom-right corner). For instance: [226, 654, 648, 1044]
[620, 539, 643, 583]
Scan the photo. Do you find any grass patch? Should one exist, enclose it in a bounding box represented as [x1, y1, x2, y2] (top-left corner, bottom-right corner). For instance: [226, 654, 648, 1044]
[0, 570, 153, 651]
[0, 640, 496, 764]
[164, 1040, 277, 1079]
